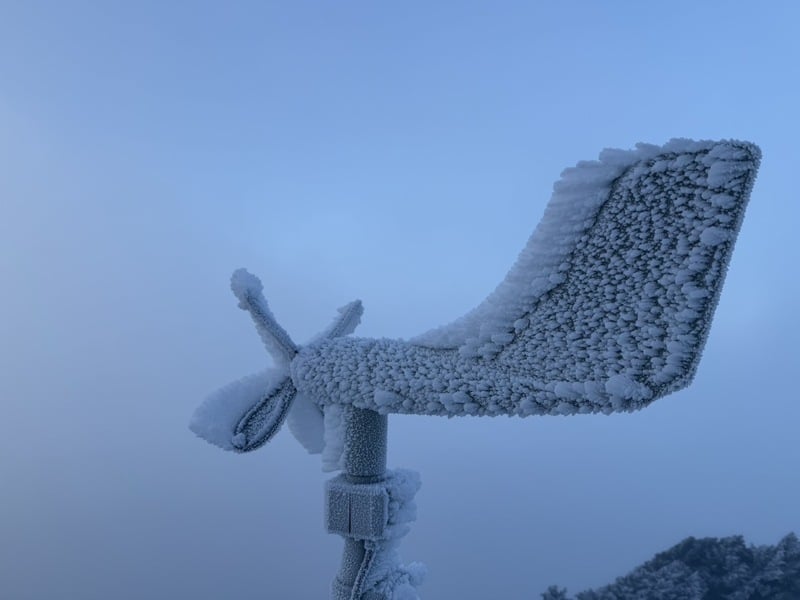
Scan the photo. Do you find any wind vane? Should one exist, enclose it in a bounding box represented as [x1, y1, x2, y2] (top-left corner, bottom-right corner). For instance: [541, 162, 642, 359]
[191, 139, 760, 599]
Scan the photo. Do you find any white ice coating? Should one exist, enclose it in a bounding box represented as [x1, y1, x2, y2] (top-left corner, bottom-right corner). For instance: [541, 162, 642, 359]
[193, 139, 761, 465]
[293, 301, 363, 460]
[230, 268, 298, 368]
[361, 469, 426, 599]
[321, 403, 346, 471]
[290, 139, 760, 451]
[189, 368, 286, 450]
[412, 139, 750, 356]
[190, 297, 362, 454]
[286, 392, 325, 454]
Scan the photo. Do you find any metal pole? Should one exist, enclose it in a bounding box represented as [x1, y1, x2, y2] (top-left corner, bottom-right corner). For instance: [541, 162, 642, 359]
[328, 406, 388, 600]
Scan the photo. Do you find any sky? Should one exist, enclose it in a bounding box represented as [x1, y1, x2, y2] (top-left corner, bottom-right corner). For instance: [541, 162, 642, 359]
[1, 1, 798, 598]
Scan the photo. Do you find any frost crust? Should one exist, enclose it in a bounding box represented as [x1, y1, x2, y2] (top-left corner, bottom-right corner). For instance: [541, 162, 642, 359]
[291, 139, 761, 423]
[195, 139, 761, 465]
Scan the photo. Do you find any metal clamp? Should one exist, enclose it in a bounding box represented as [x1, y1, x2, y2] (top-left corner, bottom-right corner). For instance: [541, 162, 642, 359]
[326, 476, 389, 540]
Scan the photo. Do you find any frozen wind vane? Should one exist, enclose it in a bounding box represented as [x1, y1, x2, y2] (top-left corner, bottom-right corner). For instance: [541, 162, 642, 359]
[191, 139, 760, 600]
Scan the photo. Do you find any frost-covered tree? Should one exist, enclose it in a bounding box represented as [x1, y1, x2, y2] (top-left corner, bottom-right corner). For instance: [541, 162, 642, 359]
[542, 586, 570, 600]
[544, 533, 800, 600]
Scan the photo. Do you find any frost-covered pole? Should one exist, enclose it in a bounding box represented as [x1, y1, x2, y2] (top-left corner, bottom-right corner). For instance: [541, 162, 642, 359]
[325, 408, 424, 599]
[329, 407, 388, 599]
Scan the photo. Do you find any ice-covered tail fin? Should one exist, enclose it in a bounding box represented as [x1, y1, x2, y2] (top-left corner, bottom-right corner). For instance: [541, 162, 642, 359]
[290, 139, 761, 419]
[491, 140, 762, 409]
[409, 139, 762, 411]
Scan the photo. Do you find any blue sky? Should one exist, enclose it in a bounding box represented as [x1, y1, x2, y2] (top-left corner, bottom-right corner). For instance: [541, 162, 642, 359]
[1, 2, 799, 598]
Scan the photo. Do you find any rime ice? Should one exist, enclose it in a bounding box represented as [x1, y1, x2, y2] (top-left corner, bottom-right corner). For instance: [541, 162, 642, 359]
[291, 140, 760, 437]
[192, 138, 760, 460]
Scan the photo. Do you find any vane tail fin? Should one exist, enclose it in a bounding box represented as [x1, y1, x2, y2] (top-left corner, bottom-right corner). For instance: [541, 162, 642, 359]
[495, 140, 761, 409]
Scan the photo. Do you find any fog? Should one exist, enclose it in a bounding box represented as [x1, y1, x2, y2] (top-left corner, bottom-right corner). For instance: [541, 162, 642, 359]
[1, 2, 799, 598]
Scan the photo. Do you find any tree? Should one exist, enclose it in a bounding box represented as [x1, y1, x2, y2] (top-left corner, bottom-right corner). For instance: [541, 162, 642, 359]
[545, 534, 800, 600]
